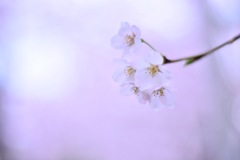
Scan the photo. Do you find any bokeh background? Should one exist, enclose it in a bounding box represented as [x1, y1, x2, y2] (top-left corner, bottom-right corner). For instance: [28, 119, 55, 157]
[0, 0, 240, 160]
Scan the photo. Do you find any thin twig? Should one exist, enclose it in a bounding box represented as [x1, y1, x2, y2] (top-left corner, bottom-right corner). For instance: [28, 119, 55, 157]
[162, 33, 240, 65]
[141, 39, 156, 51]
[141, 39, 164, 56]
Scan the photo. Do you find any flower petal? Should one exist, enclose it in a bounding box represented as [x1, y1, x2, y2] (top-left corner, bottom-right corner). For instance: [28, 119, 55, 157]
[146, 51, 164, 65]
[149, 96, 164, 110]
[111, 35, 124, 49]
[137, 91, 150, 104]
[121, 22, 130, 30]
[112, 67, 126, 83]
[119, 83, 133, 96]
[119, 22, 130, 35]
[131, 25, 141, 37]
[151, 74, 167, 88]
[131, 37, 142, 52]
[160, 88, 174, 107]
[133, 56, 149, 70]
[160, 66, 171, 79]
[135, 69, 153, 90]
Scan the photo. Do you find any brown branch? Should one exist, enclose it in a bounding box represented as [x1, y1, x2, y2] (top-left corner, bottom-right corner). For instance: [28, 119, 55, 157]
[162, 33, 240, 65]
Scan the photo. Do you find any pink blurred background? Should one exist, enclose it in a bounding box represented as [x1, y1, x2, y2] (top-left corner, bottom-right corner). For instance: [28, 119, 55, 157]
[0, 0, 240, 160]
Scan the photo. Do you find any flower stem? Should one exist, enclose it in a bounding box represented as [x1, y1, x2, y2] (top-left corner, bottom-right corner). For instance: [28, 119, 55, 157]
[141, 39, 157, 51]
[142, 33, 240, 65]
[141, 39, 164, 56]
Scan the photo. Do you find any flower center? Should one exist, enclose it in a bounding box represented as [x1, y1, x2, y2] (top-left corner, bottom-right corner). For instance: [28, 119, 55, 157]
[146, 64, 160, 77]
[124, 66, 136, 77]
[131, 86, 140, 95]
[125, 33, 135, 46]
[153, 88, 165, 97]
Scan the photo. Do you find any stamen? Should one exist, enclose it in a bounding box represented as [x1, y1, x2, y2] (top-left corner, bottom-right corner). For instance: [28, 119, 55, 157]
[125, 33, 135, 46]
[131, 86, 139, 95]
[153, 88, 165, 97]
[146, 64, 160, 77]
[124, 66, 136, 78]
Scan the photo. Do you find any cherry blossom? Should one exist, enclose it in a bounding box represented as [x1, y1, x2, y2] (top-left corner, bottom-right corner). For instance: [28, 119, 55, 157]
[120, 82, 150, 104]
[111, 22, 174, 109]
[111, 22, 142, 58]
[135, 50, 170, 90]
[149, 85, 174, 110]
[112, 59, 137, 83]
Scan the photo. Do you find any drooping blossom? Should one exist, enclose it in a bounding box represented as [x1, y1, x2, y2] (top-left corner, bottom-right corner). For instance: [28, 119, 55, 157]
[135, 50, 170, 90]
[120, 82, 150, 104]
[111, 22, 142, 58]
[149, 85, 174, 110]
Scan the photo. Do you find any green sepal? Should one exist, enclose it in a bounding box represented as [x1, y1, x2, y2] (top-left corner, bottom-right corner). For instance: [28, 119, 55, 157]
[185, 58, 194, 66]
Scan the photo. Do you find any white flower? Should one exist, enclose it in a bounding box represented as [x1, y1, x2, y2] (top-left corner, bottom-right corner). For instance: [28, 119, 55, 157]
[120, 82, 150, 104]
[135, 50, 170, 90]
[149, 85, 174, 110]
[111, 22, 142, 58]
[112, 59, 137, 83]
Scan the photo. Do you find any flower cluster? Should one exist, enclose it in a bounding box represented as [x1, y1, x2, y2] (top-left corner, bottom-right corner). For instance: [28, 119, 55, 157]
[111, 22, 174, 110]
